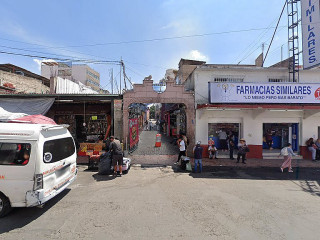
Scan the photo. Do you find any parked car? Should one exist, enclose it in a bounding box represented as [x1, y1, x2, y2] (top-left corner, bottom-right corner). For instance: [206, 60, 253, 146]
[0, 123, 77, 217]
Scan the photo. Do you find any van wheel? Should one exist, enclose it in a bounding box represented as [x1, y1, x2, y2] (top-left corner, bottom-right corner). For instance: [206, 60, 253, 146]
[0, 193, 12, 218]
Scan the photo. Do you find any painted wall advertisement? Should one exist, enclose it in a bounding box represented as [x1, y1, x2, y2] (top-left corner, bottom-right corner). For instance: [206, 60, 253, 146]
[209, 82, 320, 104]
[129, 118, 139, 149]
[301, 0, 320, 69]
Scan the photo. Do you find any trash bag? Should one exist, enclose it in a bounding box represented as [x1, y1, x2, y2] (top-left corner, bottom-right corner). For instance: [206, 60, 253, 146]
[98, 152, 112, 175]
[186, 162, 192, 172]
[180, 156, 190, 171]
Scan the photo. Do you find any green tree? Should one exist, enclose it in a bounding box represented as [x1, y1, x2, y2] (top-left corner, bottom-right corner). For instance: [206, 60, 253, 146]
[149, 105, 155, 119]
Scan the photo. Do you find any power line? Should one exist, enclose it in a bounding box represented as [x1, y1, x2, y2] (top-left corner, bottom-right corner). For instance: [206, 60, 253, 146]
[0, 37, 116, 61]
[237, 25, 287, 65]
[0, 49, 120, 64]
[0, 26, 287, 51]
[237, 45, 262, 64]
[262, 0, 287, 66]
[126, 65, 146, 77]
[0, 44, 106, 62]
[0, 49, 132, 92]
[235, 17, 280, 63]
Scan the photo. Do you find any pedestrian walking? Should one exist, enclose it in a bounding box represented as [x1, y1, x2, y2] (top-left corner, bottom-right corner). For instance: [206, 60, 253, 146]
[279, 143, 296, 173]
[265, 129, 273, 150]
[144, 120, 148, 131]
[182, 134, 188, 155]
[148, 120, 152, 131]
[226, 131, 234, 150]
[229, 138, 235, 160]
[218, 129, 228, 151]
[208, 143, 218, 159]
[236, 138, 249, 164]
[193, 141, 203, 173]
[306, 138, 317, 161]
[315, 138, 320, 160]
[176, 136, 186, 164]
[109, 136, 123, 177]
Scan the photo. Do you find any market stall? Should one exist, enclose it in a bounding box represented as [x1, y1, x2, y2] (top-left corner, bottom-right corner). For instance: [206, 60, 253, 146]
[46, 97, 116, 164]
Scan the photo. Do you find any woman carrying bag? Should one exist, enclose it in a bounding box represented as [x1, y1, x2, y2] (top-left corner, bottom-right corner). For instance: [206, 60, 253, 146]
[279, 143, 296, 173]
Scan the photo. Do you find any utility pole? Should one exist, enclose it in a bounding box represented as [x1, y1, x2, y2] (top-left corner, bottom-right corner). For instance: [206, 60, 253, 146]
[287, 0, 300, 82]
[122, 59, 127, 90]
[119, 57, 122, 93]
[110, 68, 113, 94]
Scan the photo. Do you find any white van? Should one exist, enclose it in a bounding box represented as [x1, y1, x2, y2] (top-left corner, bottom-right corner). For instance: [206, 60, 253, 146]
[0, 123, 77, 217]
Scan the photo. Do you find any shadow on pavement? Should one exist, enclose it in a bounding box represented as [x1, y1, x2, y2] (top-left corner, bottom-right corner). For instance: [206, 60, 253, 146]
[184, 166, 320, 197]
[0, 189, 71, 234]
[291, 180, 320, 197]
[84, 168, 98, 172]
[185, 166, 320, 180]
[92, 173, 116, 181]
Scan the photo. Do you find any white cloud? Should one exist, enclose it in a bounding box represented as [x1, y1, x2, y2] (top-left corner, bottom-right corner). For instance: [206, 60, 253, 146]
[161, 21, 182, 30]
[160, 19, 197, 36]
[33, 59, 57, 72]
[185, 50, 209, 62]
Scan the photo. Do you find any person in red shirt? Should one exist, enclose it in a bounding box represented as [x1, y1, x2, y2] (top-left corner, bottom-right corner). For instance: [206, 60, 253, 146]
[22, 151, 30, 165]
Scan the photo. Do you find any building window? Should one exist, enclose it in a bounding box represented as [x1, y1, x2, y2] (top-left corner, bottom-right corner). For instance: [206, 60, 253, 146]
[87, 79, 100, 87]
[213, 76, 244, 83]
[86, 70, 99, 80]
[268, 77, 292, 83]
[43, 137, 75, 163]
[0, 143, 31, 165]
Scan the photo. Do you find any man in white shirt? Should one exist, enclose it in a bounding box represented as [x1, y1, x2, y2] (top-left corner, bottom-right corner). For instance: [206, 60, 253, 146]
[219, 129, 228, 151]
[176, 136, 186, 164]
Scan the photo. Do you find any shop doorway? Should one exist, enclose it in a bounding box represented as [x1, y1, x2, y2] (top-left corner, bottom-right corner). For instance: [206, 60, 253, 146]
[55, 114, 110, 145]
[263, 123, 299, 151]
[208, 123, 240, 150]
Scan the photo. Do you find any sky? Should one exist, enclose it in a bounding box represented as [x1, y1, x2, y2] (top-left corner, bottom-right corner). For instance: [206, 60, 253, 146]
[0, 0, 290, 93]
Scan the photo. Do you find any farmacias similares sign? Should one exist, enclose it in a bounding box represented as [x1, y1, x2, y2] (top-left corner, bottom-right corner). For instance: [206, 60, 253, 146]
[209, 83, 320, 103]
[301, 0, 320, 69]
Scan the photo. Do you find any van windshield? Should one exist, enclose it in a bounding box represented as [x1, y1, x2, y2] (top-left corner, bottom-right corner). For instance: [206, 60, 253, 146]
[0, 143, 31, 165]
[43, 137, 75, 163]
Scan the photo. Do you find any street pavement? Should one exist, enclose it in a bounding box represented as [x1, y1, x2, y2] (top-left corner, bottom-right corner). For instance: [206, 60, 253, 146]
[131, 129, 178, 155]
[1, 165, 320, 240]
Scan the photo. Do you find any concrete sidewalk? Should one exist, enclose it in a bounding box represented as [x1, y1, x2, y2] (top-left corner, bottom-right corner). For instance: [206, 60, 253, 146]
[200, 157, 320, 168]
[130, 154, 320, 168]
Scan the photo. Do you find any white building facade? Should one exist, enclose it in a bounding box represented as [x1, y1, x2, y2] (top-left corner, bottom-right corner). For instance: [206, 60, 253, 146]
[184, 63, 320, 159]
[41, 63, 100, 91]
[72, 65, 100, 91]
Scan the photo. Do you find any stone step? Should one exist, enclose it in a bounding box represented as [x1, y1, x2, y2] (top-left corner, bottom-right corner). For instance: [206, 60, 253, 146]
[263, 151, 298, 156]
[216, 153, 303, 160]
[263, 155, 303, 160]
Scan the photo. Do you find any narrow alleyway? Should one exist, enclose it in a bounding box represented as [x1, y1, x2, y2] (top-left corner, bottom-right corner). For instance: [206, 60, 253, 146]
[131, 129, 178, 156]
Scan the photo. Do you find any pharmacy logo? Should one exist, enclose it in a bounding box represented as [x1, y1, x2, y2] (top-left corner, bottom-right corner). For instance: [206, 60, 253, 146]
[315, 87, 320, 100]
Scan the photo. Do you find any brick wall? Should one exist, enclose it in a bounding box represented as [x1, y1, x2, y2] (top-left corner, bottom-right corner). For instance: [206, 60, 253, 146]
[0, 70, 49, 94]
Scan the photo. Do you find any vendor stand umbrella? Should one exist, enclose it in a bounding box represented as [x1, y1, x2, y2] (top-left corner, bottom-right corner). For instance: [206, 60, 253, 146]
[10, 115, 57, 125]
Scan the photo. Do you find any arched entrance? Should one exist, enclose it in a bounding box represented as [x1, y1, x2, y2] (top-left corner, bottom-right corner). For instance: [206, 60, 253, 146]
[123, 79, 195, 161]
